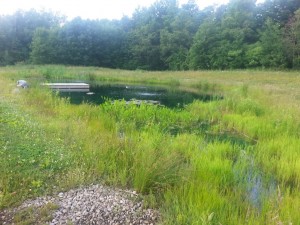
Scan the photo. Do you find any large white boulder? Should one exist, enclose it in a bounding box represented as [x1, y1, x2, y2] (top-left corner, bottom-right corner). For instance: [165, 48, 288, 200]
[17, 80, 28, 88]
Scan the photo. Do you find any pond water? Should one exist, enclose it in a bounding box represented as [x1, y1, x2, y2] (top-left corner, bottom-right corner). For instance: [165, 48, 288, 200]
[58, 83, 219, 108]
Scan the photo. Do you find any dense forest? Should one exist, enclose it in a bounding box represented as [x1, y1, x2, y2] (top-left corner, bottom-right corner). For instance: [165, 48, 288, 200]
[0, 0, 300, 70]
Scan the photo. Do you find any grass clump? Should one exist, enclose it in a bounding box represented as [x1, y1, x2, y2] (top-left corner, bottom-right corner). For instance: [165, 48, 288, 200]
[13, 202, 59, 225]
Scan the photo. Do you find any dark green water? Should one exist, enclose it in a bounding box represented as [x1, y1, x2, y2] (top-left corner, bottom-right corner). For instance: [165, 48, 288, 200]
[58, 83, 219, 108]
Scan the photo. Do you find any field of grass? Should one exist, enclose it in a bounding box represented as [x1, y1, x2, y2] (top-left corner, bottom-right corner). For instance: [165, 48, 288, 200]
[1, 65, 300, 224]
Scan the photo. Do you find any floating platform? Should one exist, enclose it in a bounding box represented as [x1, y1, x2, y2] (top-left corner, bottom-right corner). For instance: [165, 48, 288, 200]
[128, 99, 161, 105]
[54, 88, 90, 92]
[42, 83, 90, 91]
[113, 99, 161, 106]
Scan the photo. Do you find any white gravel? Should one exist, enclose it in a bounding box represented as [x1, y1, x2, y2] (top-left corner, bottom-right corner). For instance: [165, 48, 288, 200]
[0, 184, 160, 225]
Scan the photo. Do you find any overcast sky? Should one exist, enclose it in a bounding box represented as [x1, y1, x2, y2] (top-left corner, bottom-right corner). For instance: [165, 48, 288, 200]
[0, 0, 234, 20]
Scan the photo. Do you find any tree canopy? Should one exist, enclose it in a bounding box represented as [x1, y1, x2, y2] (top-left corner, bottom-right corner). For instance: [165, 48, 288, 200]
[1, 0, 300, 70]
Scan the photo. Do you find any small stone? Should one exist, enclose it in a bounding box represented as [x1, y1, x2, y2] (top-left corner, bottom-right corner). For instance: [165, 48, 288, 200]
[1, 184, 159, 225]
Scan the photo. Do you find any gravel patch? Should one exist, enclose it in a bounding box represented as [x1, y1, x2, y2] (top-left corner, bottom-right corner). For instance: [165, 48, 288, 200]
[0, 184, 160, 225]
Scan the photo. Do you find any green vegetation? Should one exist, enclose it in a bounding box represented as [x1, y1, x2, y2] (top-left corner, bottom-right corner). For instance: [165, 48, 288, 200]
[13, 203, 59, 225]
[1, 0, 300, 70]
[1, 65, 300, 224]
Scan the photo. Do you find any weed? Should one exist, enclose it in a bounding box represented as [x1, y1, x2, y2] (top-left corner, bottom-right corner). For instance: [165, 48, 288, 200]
[13, 203, 58, 225]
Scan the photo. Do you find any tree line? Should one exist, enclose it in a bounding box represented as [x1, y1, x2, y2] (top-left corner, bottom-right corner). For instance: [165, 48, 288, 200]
[1, 0, 300, 70]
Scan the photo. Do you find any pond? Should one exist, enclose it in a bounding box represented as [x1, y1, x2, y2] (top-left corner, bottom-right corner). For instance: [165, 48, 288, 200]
[57, 83, 220, 108]
[55, 82, 274, 210]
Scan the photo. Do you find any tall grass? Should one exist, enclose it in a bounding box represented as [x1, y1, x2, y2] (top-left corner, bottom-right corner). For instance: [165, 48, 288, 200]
[1, 65, 300, 224]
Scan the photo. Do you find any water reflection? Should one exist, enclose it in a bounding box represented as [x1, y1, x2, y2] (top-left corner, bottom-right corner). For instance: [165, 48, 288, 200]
[58, 83, 218, 108]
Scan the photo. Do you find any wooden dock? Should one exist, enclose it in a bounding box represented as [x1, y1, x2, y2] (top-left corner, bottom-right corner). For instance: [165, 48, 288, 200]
[42, 83, 90, 91]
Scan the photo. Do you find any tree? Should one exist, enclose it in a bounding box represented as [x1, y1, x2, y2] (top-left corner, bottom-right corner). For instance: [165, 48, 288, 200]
[45, 18, 126, 67]
[245, 42, 263, 68]
[258, 0, 300, 25]
[127, 0, 179, 70]
[284, 9, 300, 68]
[160, 0, 201, 70]
[259, 18, 286, 68]
[4, 0, 300, 70]
[0, 10, 64, 65]
[188, 18, 223, 69]
[30, 28, 60, 64]
[189, 0, 258, 70]
[219, 0, 257, 69]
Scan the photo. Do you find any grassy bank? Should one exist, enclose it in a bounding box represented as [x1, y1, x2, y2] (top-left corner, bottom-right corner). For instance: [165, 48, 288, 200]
[1, 65, 300, 224]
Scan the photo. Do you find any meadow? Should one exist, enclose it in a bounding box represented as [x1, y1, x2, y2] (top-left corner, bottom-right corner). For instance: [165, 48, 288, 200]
[1, 65, 300, 224]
